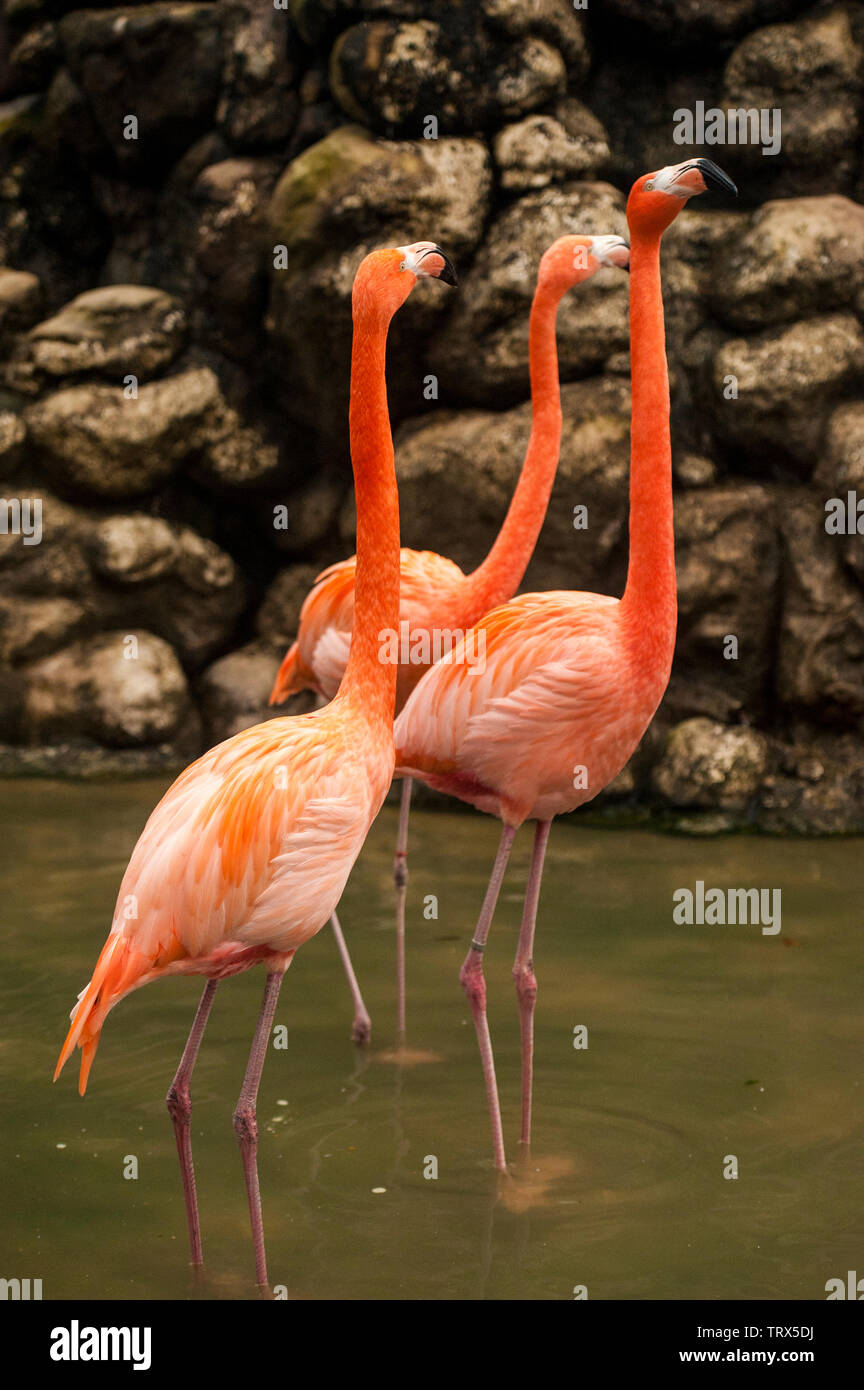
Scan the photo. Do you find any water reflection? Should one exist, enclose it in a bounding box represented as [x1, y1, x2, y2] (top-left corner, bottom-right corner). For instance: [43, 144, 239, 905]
[0, 778, 861, 1299]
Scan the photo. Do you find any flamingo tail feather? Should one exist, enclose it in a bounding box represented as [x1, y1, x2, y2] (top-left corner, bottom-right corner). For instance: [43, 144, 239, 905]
[54, 933, 147, 1095]
[269, 643, 310, 705]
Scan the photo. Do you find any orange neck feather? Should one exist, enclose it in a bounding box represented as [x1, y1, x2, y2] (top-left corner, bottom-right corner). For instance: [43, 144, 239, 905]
[465, 281, 563, 613]
[620, 229, 677, 670]
[338, 303, 401, 727]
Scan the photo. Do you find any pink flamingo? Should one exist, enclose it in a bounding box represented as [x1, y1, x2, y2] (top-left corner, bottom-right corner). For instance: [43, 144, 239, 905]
[393, 161, 737, 1171]
[269, 234, 631, 1044]
[53, 240, 457, 1286]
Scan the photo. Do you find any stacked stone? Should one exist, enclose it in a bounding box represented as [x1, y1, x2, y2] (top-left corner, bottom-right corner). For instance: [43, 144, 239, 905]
[0, 0, 861, 827]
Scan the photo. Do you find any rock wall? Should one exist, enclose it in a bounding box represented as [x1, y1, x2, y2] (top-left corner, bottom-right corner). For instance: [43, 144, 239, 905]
[0, 0, 863, 831]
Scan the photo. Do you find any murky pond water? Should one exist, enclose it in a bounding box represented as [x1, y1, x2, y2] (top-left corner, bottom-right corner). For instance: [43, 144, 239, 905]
[1, 777, 861, 1300]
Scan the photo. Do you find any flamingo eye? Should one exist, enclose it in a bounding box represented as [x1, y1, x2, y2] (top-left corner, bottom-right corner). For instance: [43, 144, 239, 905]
[400, 260, 407, 271]
[645, 181, 655, 191]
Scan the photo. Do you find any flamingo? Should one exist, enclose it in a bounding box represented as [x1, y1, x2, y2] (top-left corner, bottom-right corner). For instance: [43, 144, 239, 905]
[53, 240, 458, 1286]
[392, 161, 737, 1172]
[269, 234, 631, 1045]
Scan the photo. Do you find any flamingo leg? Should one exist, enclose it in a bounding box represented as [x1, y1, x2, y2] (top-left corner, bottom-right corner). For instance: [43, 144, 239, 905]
[329, 911, 371, 1044]
[233, 968, 285, 1287]
[512, 820, 551, 1155]
[459, 823, 518, 1173]
[166, 978, 219, 1266]
[318, 695, 373, 1045]
[394, 776, 413, 1042]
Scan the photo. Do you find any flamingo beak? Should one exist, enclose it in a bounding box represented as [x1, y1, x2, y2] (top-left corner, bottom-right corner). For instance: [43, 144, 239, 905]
[421, 245, 458, 287]
[693, 158, 738, 196]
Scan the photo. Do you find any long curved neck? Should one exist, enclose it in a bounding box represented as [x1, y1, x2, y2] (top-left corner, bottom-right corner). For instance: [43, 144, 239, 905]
[464, 282, 563, 614]
[620, 230, 677, 665]
[338, 311, 399, 730]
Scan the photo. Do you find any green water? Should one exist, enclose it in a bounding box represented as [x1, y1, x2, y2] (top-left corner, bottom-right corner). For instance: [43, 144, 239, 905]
[0, 778, 861, 1301]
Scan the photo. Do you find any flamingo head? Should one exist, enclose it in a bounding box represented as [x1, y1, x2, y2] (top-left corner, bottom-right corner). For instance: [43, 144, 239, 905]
[539, 234, 630, 294]
[397, 241, 458, 287]
[353, 242, 457, 321]
[627, 158, 737, 235]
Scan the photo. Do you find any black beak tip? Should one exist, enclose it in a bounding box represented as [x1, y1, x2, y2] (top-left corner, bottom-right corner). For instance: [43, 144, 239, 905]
[696, 158, 738, 197]
[437, 252, 458, 288]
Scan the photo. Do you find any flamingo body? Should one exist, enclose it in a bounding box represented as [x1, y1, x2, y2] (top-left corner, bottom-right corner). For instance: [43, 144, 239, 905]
[56, 699, 392, 1094]
[389, 161, 738, 1171]
[394, 590, 672, 825]
[272, 548, 468, 708]
[53, 239, 460, 1284]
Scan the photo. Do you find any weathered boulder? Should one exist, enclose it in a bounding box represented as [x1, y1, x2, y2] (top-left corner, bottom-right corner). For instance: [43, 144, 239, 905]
[652, 717, 769, 811]
[815, 402, 864, 493]
[0, 412, 27, 471]
[256, 561, 324, 649]
[262, 474, 347, 557]
[266, 126, 491, 443]
[0, 482, 247, 670]
[198, 641, 281, 744]
[664, 211, 752, 297]
[721, 7, 864, 196]
[90, 520, 247, 671]
[0, 268, 42, 338]
[24, 365, 281, 498]
[430, 182, 629, 406]
[776, 494, 864, 724]
[493, 102, 611, 191]
[669, 484, 781, 724]
[760, 732, 864, 833]
[24, 367, 222, 498]
[195, 421, 282, 491]
[710, 197, 864, 330]
[289, 0, 433, 48]
[268, 125, 490, 276]
[187, 157, 281, 360]
[217, 0, 299, 149]
[58, 3, 224, 170]
[27, 285, 186, 381]
[0, 595, 88, 663]
[602, 0, 810, 42]
[23, 629, 192, 747]
[5, 19, 61, 94]
[0, 489, 90, 595]
[88, 515, 178, 585]
[330, 19, 566, 134]
[674, 453, 718, 488]
[816, 402, 864, 586]
[709, 315, 864, 469]
[656, 211, 751, 435]
[481, 0, 590, 75]
[0, 101, 110, 311]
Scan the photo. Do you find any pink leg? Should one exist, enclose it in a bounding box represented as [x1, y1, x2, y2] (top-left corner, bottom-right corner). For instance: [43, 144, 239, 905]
[166, 978, 219, 1266]
[233, 968, 285, 1286]
[459, 823, 518, 1173]
[512, 820, 551, 1154]
[394, 776, 413, 1042]
[317, 690, 373, 1045]
[329, 910, 371, 1044]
